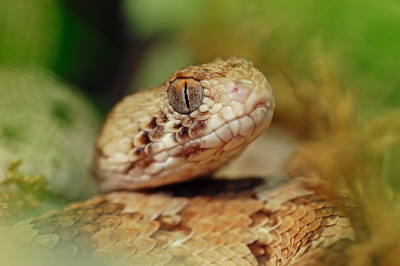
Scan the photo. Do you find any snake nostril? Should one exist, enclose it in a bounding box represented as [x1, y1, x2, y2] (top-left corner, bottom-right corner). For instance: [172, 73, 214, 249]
[254, 102, 266, 109]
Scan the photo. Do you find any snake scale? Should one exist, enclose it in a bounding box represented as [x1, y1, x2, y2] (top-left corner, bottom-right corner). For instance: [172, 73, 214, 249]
[1, 57, 356, 265]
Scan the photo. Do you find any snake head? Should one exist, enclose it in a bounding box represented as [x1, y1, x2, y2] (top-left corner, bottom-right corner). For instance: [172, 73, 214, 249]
[96, 57, 275, 192]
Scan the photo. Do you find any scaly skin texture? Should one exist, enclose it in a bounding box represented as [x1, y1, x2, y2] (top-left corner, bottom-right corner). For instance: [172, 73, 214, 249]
[95, 57, 274, 191]
[1, 57, 355, 265]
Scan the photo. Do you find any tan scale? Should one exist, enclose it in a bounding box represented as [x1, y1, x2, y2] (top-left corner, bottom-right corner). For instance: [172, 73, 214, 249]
[1, 57, 355, 265]
[96, 57, 274, 192]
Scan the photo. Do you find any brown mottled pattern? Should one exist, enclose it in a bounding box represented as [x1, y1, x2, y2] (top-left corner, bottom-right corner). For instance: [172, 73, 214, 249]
[0, 179, 355, 265]
[1, 58, 356, 265]
[95, 57, 274, 192]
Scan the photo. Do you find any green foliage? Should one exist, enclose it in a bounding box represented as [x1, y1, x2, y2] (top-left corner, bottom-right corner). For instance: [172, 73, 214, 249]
[0, 0, 62, 67]
[0, 68, 100, 200]
[0, 161, 49, 222]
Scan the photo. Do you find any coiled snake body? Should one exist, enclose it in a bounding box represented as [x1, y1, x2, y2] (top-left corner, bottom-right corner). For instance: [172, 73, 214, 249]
[2, 57, 355, 265]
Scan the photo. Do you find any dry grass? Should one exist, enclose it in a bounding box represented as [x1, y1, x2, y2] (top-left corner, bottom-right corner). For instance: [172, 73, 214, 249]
[278, 50, 400, 265]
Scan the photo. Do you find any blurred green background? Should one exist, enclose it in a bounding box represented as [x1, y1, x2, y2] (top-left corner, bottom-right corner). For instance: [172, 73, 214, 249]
[1, 2, 400, 263]
[0, 0, 399, 202]
[2, 0, 399, 110]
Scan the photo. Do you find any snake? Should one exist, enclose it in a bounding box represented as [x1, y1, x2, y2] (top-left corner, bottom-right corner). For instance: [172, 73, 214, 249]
[1, 57, 356, 265]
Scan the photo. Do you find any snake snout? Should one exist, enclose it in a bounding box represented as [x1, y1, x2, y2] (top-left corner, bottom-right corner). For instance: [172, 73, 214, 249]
[255, 90, 275, 110]
[244, 82, 275, 115]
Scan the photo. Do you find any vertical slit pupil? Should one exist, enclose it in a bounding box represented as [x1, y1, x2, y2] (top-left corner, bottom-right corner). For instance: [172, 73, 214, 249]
[183, 82, 190, 110]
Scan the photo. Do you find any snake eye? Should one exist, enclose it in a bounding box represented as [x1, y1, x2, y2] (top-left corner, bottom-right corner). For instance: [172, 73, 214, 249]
[168, 78, 204, 114]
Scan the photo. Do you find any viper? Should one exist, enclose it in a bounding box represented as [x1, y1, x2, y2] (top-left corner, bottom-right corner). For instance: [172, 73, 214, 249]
[1, 57, 355, 265]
